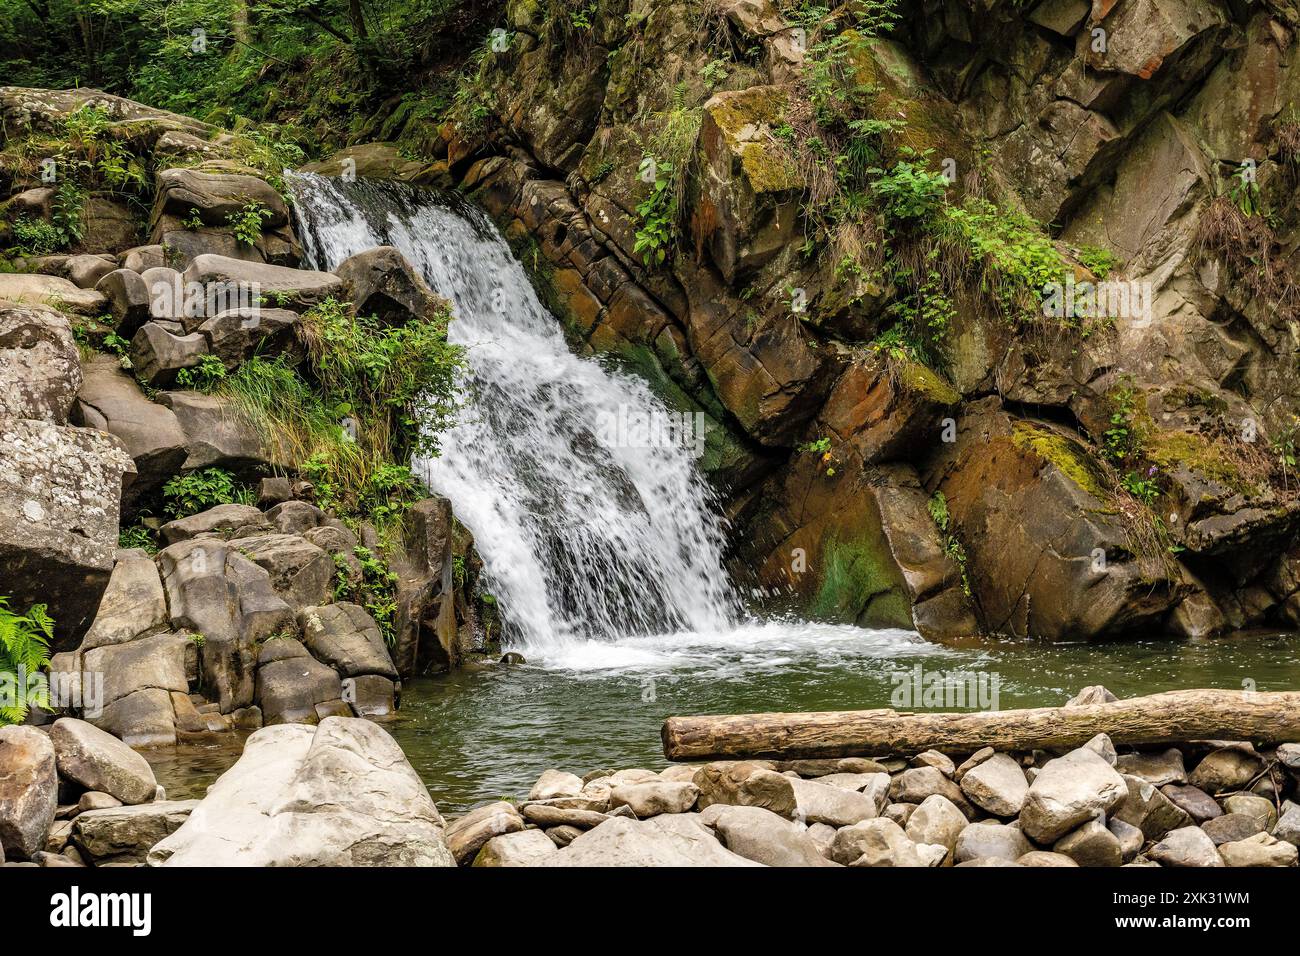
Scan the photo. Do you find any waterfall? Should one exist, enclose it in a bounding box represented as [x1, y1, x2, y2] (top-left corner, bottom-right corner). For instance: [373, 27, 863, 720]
[289, 173, 745, 658]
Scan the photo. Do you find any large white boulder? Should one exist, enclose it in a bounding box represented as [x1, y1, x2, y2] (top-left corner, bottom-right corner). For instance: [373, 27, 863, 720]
[149, 717, 454, 866]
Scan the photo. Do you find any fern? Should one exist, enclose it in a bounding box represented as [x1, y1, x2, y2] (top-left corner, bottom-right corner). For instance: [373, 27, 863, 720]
[0, 597, 54, 725]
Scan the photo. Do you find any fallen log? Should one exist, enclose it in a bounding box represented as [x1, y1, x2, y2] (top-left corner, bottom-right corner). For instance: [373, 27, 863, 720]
[661, 689, 1300, 761]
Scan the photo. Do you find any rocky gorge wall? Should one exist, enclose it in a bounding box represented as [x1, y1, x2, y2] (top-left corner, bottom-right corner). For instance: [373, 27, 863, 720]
[340, 0, 1300, 643]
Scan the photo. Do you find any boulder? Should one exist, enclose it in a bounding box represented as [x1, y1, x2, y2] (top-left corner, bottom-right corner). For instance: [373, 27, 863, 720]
[79, 550, 167, 653]
[341, 674, 397, 717]
[788, 776, 878, 826]
[1160, 783, 1223, 823]
[959, 753, 1028, 818]
[49, 718, 158, 805]
[555, 815, 762, 867]
[198, 307, 300, 370]
[831, 818, 927, 867]
[160, 503, 266, 544]
[72, 800, 198, 865]
[333, 246, 449, 327]
[528, 769, 584, 801]
[157, 390, 284, 475]
[129, 322, 209, 388]
[1115, 748, 1187, 786]
[519, 804, 610, 829]
[228, 533, 334, 610]
[1203, 812, 1265, 846]
[1020, 747, 1128, 843]
[82, 632, 190, 708]
[1148, 826, 1225, 868]
[96, 269, 153, 336]
[1018, 850, 1079, 867]
[71, 355, 188, 499]
[0, 418, 134, 648]
[182, 255, 342, 313]
[1221, 794, 1276, 832]
[0, 273, 106, 314]
[0, 725, 58, 859]
[65, 254, 117, 289]
[953, 822, 1034, 863]
[694, 761, 797, 816]
[93, 687, 179, 748]
[701, 804, 839, 866]
[905, 794, 969, 856]
[1114, 773, 1194, 840]
[256, 639, 344, 725]
[159, 539, 295, 712]
[1218, 832, 1299, 867]
[298, 603, 397, 679]
[472, 829, 560, 867]
[151, 166, 289, 230]
[445, 801, 525, 865]
[0, 302, 81, 422]
[1053, 818, 1123, 867]
[609, 781, 700, 817]
[150, 718, 453, 866]
[1188, 748, 1264, 794]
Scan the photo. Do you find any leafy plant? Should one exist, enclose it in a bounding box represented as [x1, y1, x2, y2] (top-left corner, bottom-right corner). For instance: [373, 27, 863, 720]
[118, 523, 158, 553]
[927, 491, 971, 595]
[226, 201, 272, 246]
[0, 598, 53, 725]
[175, 353, 228, 390]
[162, 467, 241, 518]
[633, 157, 676, 267]
[9, 215, 66, 255]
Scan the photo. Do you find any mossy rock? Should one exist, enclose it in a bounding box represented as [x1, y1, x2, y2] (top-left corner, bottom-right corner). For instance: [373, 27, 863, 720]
[1011, 421, 1110, 501]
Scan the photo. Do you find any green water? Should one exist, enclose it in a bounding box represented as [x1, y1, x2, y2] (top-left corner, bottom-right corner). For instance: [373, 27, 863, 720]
[147, 626, 1300, 816]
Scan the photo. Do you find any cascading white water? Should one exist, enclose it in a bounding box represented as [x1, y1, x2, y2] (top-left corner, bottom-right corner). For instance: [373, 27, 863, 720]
[290, 173, 925, 671]
[291, 173, 741, 652]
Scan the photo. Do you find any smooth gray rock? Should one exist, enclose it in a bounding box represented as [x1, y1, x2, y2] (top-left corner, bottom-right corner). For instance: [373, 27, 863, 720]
[959, 752, 1028, 817]
[0, 725, 58, 859]
[1021, 747, 1128, 843]
[445, 802, 525, 865]
[555, 814, 762, 867]
[1148, 826, 1224, 867]
[50, 718, 158, 805]
[150, 718, 453, 866]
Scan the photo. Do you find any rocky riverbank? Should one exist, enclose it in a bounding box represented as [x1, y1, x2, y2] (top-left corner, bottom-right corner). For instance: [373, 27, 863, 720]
[450, 697, 1300, 867]
[6, 688, 1296, 867]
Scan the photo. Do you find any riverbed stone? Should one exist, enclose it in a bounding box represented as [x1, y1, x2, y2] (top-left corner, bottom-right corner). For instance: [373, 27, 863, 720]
[1272, 801, 1300, 846]
[609, 780, 699, 817]
[1188, 748, 1264, 793]
[1218, 832, 1298, 867]
[789, 776, 878, 826]
[1114, 773, 1194, 840]
[445, 802, 525, 865]
[77, 792, 122, 814]
[1221, 793, 1277, 831]
[1053, 818, 1123, 867]
[1160, 783, 1223, 822]
[1020, 748, 1128, 843]
[473, 828, 559, 867]
[150, 718, 452, 866]
[911, 750, 956, 777]
[72, 800, 198, 865]
[1202, 812, 1266, 845]
[341, 674, 396, 718]
[0, 725, 58, 860]
[49, 718, 158, 805]
[529, 769, 584, 800]
[1148, 826, 1225, 867]
[519, 804, 608, 830]
[1115, 748, 1187, 786]
[1082, 733, 1118, 766]
[556, 814, 762, 867]
[905, 794, 968, 857]
[93, 687, 178, 748]
[889, 766, 971, 815]
[1018, 850, 1079, 867]
[1108, 817, 1144, 862]
[700, 804, 837, 866]
[953, 821, 1034, 863]
[959, 752, 1028, 817]
[831, 818, 926, 867]
[695, 761, 797, 817]
[256, 646, 344, 726]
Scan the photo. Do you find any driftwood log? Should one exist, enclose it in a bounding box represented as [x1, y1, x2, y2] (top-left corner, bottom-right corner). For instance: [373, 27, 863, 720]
[661, 689, 1300, 761]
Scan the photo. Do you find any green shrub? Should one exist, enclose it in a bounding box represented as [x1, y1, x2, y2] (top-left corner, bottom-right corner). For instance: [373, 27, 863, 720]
[226, 201, 273, 246]
[162, 467, 245, 518]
